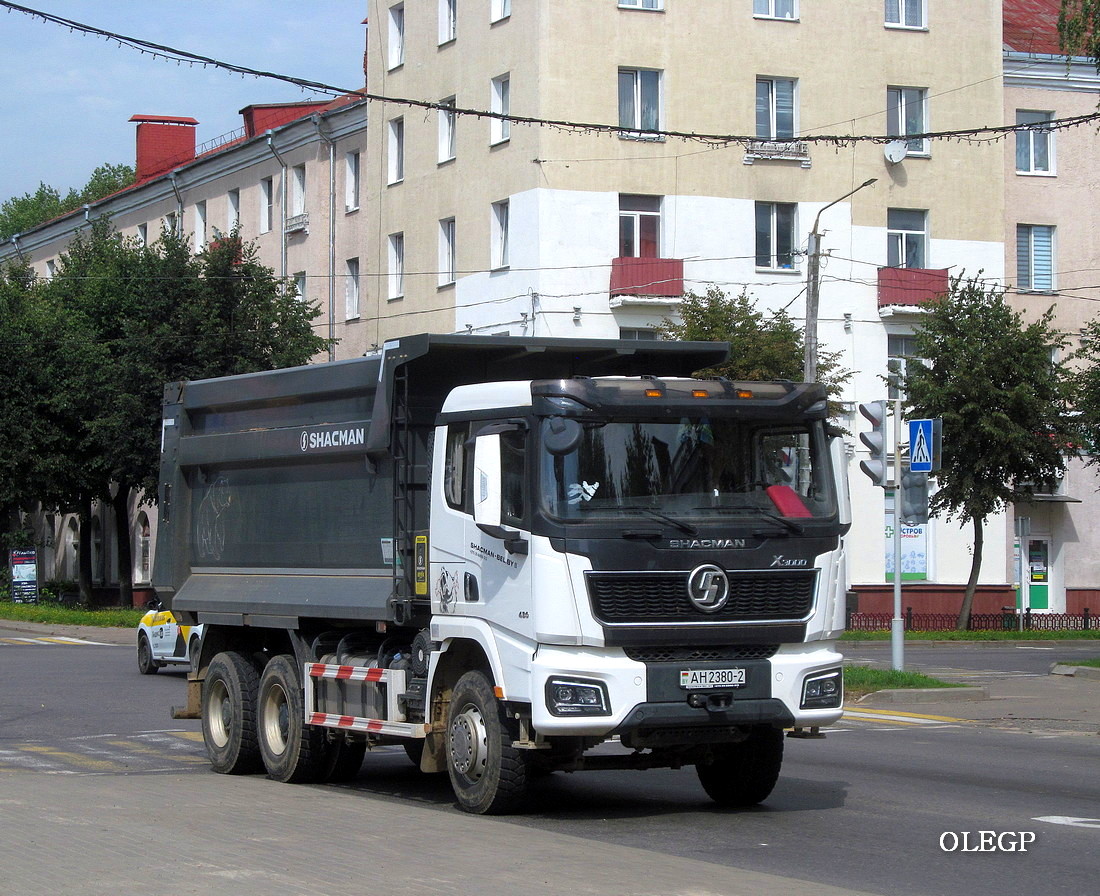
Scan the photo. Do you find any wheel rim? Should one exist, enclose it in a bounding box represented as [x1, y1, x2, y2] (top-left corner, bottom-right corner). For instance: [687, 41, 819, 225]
[450, 703, 488, 780]
[261, 683, 290, 756]
[206, 678, 231, 748]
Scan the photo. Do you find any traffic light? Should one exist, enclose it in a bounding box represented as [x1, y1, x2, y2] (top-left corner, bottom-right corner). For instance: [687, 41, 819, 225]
[858, 400, 889, 487]
[899, 470, 929, 524]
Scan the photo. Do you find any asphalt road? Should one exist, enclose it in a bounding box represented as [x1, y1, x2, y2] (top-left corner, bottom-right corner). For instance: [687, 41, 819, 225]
[1, 630, 1097, 896]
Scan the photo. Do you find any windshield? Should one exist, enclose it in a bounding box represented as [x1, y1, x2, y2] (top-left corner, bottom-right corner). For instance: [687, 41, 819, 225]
[539, 416, 836, 524]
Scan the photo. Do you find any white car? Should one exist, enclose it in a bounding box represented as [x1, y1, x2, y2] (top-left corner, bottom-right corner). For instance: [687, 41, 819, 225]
[136, 605, 203, 675]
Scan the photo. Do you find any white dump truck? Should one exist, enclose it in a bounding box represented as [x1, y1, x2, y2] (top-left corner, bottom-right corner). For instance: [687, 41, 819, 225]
[154, 333, 850, 814]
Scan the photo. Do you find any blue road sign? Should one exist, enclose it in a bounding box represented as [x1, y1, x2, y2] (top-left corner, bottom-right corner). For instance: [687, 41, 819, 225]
[909, 418, 935, 473]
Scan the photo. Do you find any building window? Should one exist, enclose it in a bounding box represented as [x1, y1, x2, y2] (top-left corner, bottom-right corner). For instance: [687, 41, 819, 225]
[260, 177, 273, 233]
[439, 97, 457, 162]
[1017, 224, 1054, 291]
[163, 211, 179, 237]
[753, 0, 797, 19]
[227, 189, 240, 231]
[887, 333, 920, 399]
[345, 151, 361, 211]
[619, 194, 661, 258]
[887, 208, 927, 268]
[439, 0, 457, 44]
[620, 0, 663, 9]
[194, 200, 207, 251]
[756, 77, 796, 139]
[618, 68, 662, 136]
[345, 257, 360, 319]
[885, 0, 925, 28]
[491, 200, 510, 269]
[755, 201, 796, 270]
[887, 87, 928, 155]
[1016, 110, 1053, 174]
[388, 3, 405, 68]
[389, 233, 405, 299]
[620, 327, 660, 340]
[439, 217, 457, 286]
[137, 223, 148, 246]
[491, 75, 510, 144]
[291, 165, 306, 217]
[491, 0, 511, 21]
[294, 271, 307, 302]
[388, 117, 405, 184]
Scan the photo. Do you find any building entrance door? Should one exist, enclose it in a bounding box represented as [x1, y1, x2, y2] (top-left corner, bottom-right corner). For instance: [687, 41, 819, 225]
[1017, 537, 1050, 611]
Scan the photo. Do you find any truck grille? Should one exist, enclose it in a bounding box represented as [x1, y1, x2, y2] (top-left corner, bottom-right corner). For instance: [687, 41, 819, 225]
[585, 570, 816, 624]
[623, 645, 779, 663]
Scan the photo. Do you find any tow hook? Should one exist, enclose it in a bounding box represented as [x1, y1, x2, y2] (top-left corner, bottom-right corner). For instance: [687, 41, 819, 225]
[687, 692, 734, 712]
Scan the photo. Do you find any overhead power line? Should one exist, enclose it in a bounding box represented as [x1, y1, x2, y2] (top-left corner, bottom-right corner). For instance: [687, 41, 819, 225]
[4, 0, 1100, 149]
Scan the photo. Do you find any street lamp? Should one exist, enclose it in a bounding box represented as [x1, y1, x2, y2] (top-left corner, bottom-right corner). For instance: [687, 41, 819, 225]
[803, 177, 878, 383]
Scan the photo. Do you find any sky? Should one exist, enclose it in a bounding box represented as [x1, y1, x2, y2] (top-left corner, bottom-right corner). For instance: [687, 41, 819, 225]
[0, 1, 369, 202]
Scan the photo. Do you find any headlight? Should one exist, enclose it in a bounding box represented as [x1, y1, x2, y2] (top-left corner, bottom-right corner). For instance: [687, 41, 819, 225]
[545, 677, 610, 716]
[801, 668, 843, 710]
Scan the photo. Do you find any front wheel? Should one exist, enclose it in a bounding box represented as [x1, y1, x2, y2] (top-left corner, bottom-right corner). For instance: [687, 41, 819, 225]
[695, 726, 784, 808]
[446, 670, 528, 815]
[257, 655, 325, 783]
[202, 651, 263, 774]
[137, 635, 158, 675]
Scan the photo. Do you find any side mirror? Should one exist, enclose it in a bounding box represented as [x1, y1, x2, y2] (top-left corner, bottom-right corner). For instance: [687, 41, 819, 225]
[472, 433, 502, 529]
[543, 417, 582, 455]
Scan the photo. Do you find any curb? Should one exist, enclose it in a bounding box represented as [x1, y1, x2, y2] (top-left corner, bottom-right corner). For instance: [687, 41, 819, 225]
[1050, 663, 1100, 681]
[857, 686, 989, 705]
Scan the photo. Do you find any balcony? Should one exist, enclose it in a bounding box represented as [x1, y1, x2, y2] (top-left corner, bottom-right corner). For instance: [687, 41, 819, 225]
[286, 212, 309, 234]
[610, 256, 684, 298]
[877, 266, 949, 309]
[743, 139, 811, 167]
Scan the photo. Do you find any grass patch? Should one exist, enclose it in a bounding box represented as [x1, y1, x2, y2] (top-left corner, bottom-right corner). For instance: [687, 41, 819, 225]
[844, 664, 964, 700]
[843, 629, 1100, 642]
[0, 600, 142, 629]
[1071, 658, 1100, 668]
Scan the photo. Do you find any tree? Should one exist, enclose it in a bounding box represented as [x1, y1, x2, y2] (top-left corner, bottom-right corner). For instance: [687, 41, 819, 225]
[1067, 317, 1100, 460]
[1059, 1, 1100, 65]
[656, 286, 852, 407]
[0, 164, 135, 240]
[1, 219, 328, 605]
[903, 275, 1075, 630]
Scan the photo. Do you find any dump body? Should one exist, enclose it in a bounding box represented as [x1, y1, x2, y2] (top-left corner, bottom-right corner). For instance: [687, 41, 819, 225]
[154, 333, 850, 815]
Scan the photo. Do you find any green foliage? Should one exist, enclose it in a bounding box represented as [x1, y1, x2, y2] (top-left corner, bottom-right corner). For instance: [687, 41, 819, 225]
[843, 664, 963, 698]
[904, 275, 1074, 525]
[656, 286, 852, 407]
[0, 164, 135, 241]
[1067, 317, 1100, 460]
[1059, 0, 1100, 66]
[0, 598, 143, 628]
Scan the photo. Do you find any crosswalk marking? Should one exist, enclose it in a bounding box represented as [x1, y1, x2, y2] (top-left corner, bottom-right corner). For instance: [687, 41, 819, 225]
[0, 731, 206, 776]
[0, 636, 118, 647]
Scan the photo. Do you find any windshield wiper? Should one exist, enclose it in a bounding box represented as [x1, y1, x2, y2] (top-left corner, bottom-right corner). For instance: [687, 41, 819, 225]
[692, 504, 806, 535]
[621, 506, 698, 535]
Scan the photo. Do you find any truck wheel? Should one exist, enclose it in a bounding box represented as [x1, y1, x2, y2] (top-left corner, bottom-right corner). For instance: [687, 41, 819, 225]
[137, 634, 158, 675]
[202, 651, 263, 774]
[188, 634, 202, 676]
[320, 731, 366, 783]
[446, 670, 528, 814]
[695, 726, 785, 808]
[257, 655, 325, 783]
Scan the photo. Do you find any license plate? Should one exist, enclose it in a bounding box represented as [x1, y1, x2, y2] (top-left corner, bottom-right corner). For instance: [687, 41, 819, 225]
[680, 668, 746, 689]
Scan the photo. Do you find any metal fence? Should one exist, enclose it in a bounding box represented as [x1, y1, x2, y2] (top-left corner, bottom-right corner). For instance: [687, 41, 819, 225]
[848, 607, 1093, 632]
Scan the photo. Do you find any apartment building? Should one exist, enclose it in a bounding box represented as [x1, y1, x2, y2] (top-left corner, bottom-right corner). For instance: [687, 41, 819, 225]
[1001, 0, 1100, 615]
[4, 1, 1035, 609]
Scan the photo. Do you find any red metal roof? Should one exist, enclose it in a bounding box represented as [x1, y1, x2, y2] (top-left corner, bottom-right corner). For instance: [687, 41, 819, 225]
[1003, 0, 1062, 55]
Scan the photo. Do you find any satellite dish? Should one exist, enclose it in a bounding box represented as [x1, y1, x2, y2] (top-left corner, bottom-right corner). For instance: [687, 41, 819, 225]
[884, 140, 907, 164]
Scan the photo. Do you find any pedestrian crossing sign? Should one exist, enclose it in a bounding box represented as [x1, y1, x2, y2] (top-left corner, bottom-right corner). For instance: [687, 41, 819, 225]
[908, 418, 939, 473]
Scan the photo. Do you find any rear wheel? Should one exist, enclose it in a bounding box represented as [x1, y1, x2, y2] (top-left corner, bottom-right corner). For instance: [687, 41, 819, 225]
[202, 651, 262, 774]
[257, 655, 325, 783]
[695, 726, 784, 808]
[446, 670, 528, 815]
[137, 635, 158, 675]
[188, 634, 202, 676]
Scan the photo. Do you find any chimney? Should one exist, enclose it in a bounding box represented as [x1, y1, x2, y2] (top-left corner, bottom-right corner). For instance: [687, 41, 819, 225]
[129, 115, 199, 183]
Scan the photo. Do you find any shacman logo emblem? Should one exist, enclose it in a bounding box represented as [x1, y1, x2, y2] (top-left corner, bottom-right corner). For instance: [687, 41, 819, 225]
[687, 564, 730, 613]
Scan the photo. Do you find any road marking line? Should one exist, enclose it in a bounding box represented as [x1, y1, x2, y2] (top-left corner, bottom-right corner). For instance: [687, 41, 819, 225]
[843, 707, 964, 724]
[1033, 816, 1100, 829]
[19, 744, 125, 773]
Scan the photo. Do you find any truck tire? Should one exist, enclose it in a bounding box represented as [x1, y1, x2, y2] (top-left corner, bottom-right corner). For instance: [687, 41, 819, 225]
[320, 731, 366, 783]
[257, 655, 326, 784]
[202, 651, 263, 774]
[137, 634, 158, 675]
[446, 670, 528, 815]
[695, 725, 785, 808]
[188, 634, 202, 676]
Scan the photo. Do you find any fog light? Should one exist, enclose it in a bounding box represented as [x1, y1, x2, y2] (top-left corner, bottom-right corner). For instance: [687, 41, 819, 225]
[546, 677, 610, 716]
[801, 668, 843, 709]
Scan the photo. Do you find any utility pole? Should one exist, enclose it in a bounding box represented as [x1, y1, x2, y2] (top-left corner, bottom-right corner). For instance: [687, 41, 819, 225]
[803, 178, 877, 383]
